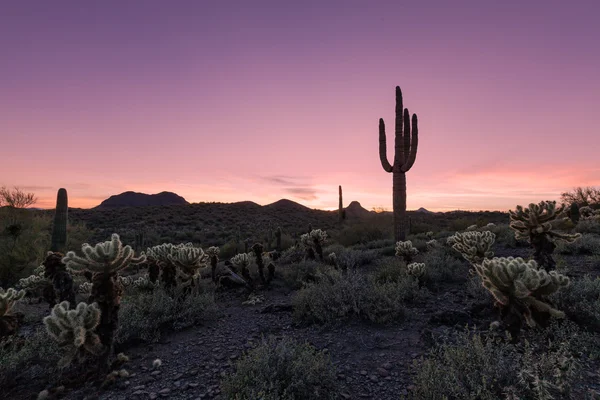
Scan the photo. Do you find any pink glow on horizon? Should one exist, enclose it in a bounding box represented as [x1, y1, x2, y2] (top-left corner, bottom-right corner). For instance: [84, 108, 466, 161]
[1, 1, 599, 213]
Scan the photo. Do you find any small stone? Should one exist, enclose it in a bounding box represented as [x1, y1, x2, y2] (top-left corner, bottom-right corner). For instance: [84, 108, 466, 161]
[159, 388, 171, 396]
[381, 362, 393, 370]
[377, 368, 389, 377]
[133, 385, 146, 391]
[149, 394, 158, 400]
[340, 392, 351, 399]
[151, 370, 161, 376]
[360, 370, 368, 376]
[369, 375, 378, 382]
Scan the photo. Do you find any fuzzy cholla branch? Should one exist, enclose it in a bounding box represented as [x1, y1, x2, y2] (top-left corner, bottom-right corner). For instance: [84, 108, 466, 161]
[579, 206, 600, 221]
[395, 240, 419, 263]
[466, 225, 478, 231]
[449, 231, 495, 265]
[309, 229, 328, 245]
[78, 282, 92, 295]
[167, 245, 208, 276]
[407, 262, 426, 278]
[206, 246, 220, 257]
[509, 201, 581, 243]
[0, 287, 25, 316]
[43, 301, 103, 368]
[63, 233, 146, 275]
[474, 257, 569, 327]
[231, 253, 251, 269]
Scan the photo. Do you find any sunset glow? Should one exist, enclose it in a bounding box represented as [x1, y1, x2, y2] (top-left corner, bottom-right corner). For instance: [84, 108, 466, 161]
[1, 1, 598, 211]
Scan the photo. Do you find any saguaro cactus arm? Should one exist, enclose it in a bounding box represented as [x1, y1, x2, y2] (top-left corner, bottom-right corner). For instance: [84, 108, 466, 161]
[401, 113, 418, 173]
[379, 119, 393, 172]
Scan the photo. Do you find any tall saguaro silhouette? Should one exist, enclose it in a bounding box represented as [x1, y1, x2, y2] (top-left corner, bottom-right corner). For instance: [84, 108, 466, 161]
[378, 86, 419, 241]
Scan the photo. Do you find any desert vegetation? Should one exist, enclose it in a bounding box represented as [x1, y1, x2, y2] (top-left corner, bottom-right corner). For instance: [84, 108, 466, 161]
[0, 181, 599, 400]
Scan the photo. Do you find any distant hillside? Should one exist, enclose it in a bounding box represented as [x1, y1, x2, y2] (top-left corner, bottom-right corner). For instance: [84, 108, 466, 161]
[344, 201, 372, 219]
[415, 207, 434, 214]
[264, 199, 312, 213]
[96, 191, 189, 208]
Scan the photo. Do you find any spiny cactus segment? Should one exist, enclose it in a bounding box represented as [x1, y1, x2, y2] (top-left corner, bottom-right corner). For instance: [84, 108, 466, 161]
[407, 262, 426, 278]
[0, 287, 25, 317]
[509, 201, 581, 270]
[466, 224, 478, 231]
[395, 240, 419, 263]
[425, 232, 434, 240]
[449, 231, 495, 266]
[474, 257, 569, 332]
[300, 229, 327, 261]
[579, 206, 600, 220]
[63, 233, 146, 274]
[43, 301, 103, 368]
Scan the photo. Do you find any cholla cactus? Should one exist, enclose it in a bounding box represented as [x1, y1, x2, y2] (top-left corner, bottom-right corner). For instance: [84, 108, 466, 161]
[132, 275, 156, 290]
[78, 282, 93, 295]
[426, 239, 439, 250]
[486, 223, 496, 228]
[425, 231, 434, 240]
[167, 245, 208, 279]
[474, 257, 569, 334]
[309, 229, 327, 261]
[19, 273, 47, 289]
[1, 287, 25, 317]
[43, 301, 103, 368]
[118, 276, 134, 287]
[466, 224, 478, 231]
[299, 233, 316, 260]
[0, 287, 25, 337]
[231, 253, 253, 284]
[579, 206, 600, 220]
[63, 234, 146, 275]
[509, 201, 581, 270]
[449, 231, 495, 266]
[407, 262, 426, 278]
[206, 246, 220, 283]
[327, 252, 338, 268]
[395, 240, 419, 263]
[62, 234, 145, 369]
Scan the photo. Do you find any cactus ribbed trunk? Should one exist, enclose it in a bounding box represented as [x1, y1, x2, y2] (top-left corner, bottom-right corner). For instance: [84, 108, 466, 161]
[50, 188, 68, 252]
[378, 86, 419, 242]
[338, 185, 344, 223]
[393, 172, 407, 242]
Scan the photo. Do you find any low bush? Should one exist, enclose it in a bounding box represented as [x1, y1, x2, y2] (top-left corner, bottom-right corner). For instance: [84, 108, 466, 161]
[221, 336, 339, 400]
[551, 275, 600, 333]
[575, 219, 600, 235]
[292, 267, 425, 325]
[117, 286, 217, 344]
[556, 233, 600, 255]
[421, 246, 470, 289]
[410, 323, 589, 400]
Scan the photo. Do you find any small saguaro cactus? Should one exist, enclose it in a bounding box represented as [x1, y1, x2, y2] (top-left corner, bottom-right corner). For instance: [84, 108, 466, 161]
[568, 203, 580, 224]
[50, 188, 68, 253]
[206, 246, 220, 283]
[43, 301, 103, 368]
[62, 233, 146, 368]
[378, 86, 419, 242]
[275, 226, 282, 252]
[0, 287, 25, 338]
[474, 257, 570, 339]
[509, 201, 581, 270]
[338, 185, 345, 223]
[395, 240, 419, 263]
[448, 231, 495, 266]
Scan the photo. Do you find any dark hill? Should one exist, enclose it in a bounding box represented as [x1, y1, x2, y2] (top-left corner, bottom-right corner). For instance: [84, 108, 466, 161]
[264, 199, 312, 213]
[415, 207, 434, 214]
[345, 201, 372, 219]
[96, 191, 189, 208]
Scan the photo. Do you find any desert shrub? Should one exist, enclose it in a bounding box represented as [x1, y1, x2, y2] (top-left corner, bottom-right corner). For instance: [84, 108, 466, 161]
[279, 260, 322, 290]
[406, 237, 428, 253]
[0, 209, 51, 286]
[410, 326, 581, 400]
[117, 287, 216, 344]
[221, 336, 339, 400]
[556, 233, 600, 255]
[219, 240, 242, 260]
[0, 327, 60, 389]
[551, 275, 600, 333]
[486, 223, 519, 248]
[335, 248, 380, 269]
[421, 246, 470, 289]
[336, 222, 389, 246]
[361, 238, 396, 250]
[278, 246, 306, 265]
[292, 268, 424, 325]
[575, 218, 600, 235]
[373, 257, 405, 284]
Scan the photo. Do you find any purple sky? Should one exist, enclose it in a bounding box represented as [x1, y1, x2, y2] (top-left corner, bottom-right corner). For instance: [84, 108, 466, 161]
[1, 0, 599, 210]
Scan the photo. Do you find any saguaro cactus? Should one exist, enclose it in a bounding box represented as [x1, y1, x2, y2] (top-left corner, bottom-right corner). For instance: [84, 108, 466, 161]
[379, 86, 419, 242]
[338, 185, 345, 223]
[50, 188, 68, 252]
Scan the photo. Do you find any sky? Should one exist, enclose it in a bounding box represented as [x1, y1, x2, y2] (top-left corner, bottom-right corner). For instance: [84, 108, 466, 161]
[1, 0, 599, 211]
